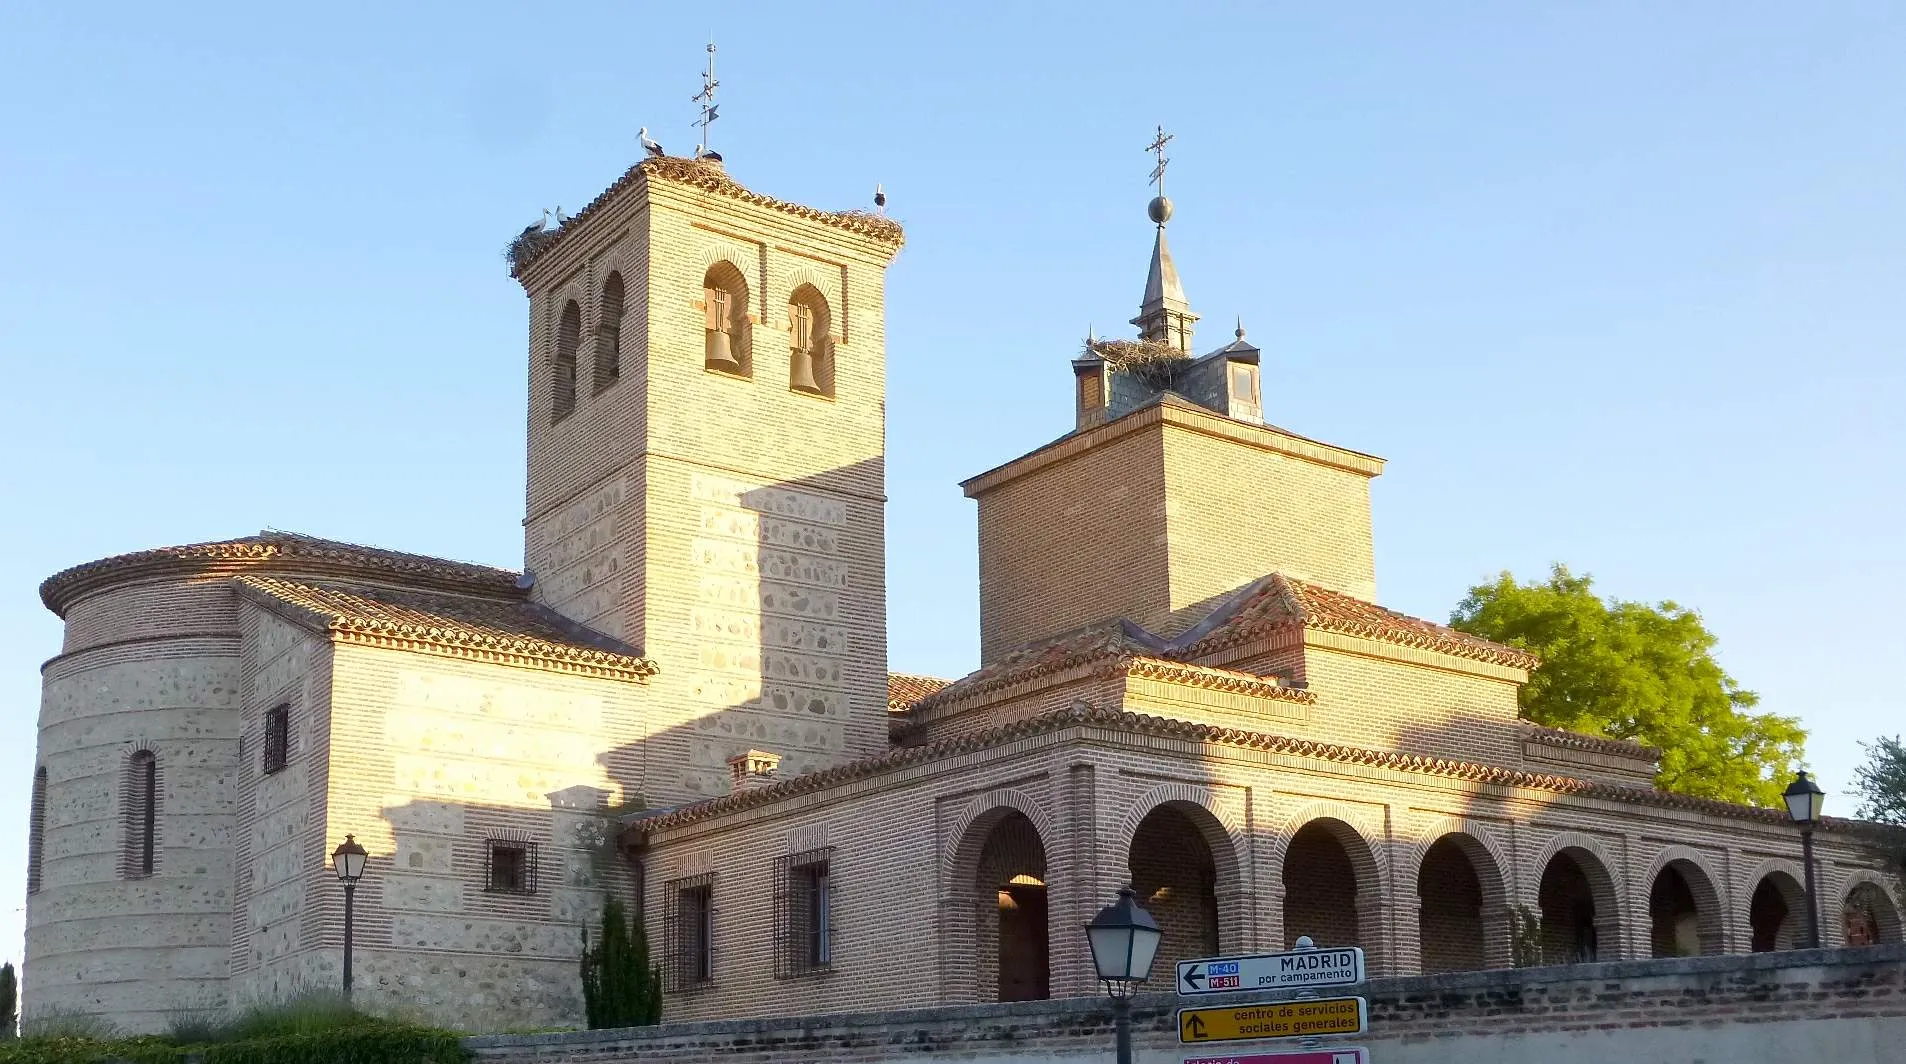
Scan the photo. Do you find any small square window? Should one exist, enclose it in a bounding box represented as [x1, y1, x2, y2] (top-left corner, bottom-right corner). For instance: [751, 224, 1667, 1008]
[263, 704, 289, 775]
[485, 839, 538, 894]
[1229, 362, 1257, 400]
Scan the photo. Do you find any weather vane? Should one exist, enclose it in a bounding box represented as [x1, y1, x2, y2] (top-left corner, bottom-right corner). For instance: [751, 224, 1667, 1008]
[1146, 125, 1174, 196]
[693, 39, 720, 158]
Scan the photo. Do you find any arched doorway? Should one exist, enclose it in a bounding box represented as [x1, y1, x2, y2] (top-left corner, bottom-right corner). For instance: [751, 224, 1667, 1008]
[1417, 835, 1504, 973]
[1841, 882, 1902, 947]
[1283, 819, 1375, 949]
[1749, 871, 1805, 952]
[1648, 860, 1721, 957]
[972, 810, 1050, 1001]
[1128, 804, 1219, 968]
[1537, 849, 1615, 965]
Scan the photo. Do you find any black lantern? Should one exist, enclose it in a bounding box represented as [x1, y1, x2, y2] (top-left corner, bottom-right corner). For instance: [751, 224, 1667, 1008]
[331, 834, 369, 998]
[1783, 771, 1826, 827]
[1084, 885, 1163, 1064]
[1782, 772, 1826, 949]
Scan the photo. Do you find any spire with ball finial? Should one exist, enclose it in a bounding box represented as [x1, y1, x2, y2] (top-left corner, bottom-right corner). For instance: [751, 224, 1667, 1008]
[1132, 125, 1197, 351]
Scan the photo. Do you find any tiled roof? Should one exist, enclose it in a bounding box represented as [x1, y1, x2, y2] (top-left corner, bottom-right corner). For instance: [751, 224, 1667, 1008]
[1183, 574, 1541, 670]
[911, 621, 1156, 711]
[628, 702, 1826, 835]
[913, 574, 1536, 716]
[234, 575, 657, 679]
[888, 673, 951, 712]
[41, 530, 520, 615]
[1522, 723, 1660, 761]
[510, 156, 904, 279]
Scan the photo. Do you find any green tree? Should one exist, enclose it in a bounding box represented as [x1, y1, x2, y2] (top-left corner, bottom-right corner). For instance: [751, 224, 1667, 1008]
[0, 961, 14, 1039]
[1852, 735, 1906, 885]
[580, 896, 662, 1030]
[1451, 564, 1805, 806]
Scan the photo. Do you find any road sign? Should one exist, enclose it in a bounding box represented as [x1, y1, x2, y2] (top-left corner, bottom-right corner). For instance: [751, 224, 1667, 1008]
[1185, 1050, 1370, 1064]
[1177, 997, 1367, 1044]
[1178, 947, 1365, 995]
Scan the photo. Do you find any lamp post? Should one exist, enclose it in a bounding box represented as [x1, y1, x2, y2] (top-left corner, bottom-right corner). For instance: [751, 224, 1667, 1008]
[1782, 771, 1826, 949]
[331, 835, 368, 999]
[1085, 886, 1163, 1064]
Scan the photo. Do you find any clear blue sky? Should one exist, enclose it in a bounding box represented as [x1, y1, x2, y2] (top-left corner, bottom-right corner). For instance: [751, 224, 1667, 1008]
[3, 2, 1902, 973]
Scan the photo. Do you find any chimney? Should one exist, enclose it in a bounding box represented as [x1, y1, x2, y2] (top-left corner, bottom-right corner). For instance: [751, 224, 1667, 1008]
[727, 749, 782, 793]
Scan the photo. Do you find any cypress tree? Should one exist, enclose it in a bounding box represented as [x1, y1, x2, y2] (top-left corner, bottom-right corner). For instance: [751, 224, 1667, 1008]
[581, 897, 661, 1028]
[0, 961, 16, 1038]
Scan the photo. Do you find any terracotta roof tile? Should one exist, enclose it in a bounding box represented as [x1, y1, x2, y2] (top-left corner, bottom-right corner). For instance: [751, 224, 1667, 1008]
[888, 673, 951, 712]
[629, 702, 1821, 835]
[41, 529, 520, 614]
[1183, 574, 1541, 670]
[234, 575, 656, 679]
[511, 156, 904, 279]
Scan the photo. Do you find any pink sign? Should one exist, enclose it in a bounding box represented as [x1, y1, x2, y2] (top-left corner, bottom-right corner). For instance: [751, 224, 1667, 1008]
[1185, 1049, 1369, 1064]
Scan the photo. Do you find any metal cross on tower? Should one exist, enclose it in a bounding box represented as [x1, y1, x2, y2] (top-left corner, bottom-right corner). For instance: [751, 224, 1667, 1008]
[1146, 125, 1174, 196]
[693, 39, 720, 158]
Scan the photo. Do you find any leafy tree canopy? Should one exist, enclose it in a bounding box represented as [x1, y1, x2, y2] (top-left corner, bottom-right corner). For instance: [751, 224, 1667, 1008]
[1450, 564, 1805, 807]
[1853, 736, 1906, 826]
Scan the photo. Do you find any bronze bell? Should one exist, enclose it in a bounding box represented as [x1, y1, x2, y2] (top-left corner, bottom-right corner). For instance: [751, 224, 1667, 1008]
[790, 344, 821, 393]
[705, 328, 741, 373]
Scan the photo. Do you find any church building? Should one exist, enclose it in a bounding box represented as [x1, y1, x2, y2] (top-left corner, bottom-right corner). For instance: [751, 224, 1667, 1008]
[22, 140, 1903, 1034]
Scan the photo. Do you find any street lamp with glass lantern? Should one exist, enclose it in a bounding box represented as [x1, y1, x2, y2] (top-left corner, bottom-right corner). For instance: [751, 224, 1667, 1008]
[331, 835, 368, 998]
[1085, 885, 1163, 1064]
[1782, 771, 1826, 949]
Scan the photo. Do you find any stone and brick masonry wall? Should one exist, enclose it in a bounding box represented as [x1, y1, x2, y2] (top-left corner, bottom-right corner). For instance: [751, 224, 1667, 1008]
[468, 944, 1906, 1063]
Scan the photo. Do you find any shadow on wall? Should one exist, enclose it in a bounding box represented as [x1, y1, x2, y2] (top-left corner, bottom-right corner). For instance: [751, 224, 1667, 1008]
[292, 459, 885, 1032]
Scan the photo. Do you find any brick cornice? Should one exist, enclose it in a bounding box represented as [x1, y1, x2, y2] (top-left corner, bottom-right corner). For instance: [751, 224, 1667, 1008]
[630, 702, 1838, 836]
[960, 399, 1383, 498]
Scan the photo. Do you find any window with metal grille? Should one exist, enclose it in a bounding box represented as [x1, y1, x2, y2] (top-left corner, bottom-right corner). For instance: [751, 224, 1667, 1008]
[123, 749, 157, 879]
[665, 874, 715, 990]
[263, 704, 289, 774]
[27, 766, 47, 895]
[773, 848, 835, 977]
[484, 838, 538, 894]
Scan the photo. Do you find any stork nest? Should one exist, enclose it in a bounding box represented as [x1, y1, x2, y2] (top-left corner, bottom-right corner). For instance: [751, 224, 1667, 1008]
[1084, 338, 1188, 388]
[504, 227, 561, 274]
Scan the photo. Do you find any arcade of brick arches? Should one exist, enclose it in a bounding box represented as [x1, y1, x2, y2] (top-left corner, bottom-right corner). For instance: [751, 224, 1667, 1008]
[960, 801, 1903, 1001]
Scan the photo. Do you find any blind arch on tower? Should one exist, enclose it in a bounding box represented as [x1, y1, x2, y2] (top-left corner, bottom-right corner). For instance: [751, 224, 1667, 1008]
[594, 271, 625, 392]
[552, 299, 581, 422]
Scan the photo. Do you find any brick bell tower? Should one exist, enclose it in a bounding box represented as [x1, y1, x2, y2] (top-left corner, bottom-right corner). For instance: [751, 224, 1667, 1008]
[509, 147, 904, 802]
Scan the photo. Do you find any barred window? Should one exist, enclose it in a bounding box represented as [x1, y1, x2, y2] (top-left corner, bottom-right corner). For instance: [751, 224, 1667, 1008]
[27, 766, 47, 895]
[263, 704, 289, 775]
[485, 838, 539, 894]
[666, 874, 715, 990]
[774, 848, 834, 977]
[123, 750, 157, 879]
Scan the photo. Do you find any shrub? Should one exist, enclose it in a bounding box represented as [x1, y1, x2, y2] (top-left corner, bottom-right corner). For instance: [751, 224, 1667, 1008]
[580, 896, 662, 1029]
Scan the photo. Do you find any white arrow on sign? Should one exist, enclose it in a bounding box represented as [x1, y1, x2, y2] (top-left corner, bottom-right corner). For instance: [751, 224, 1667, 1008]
[1177, 946, 1366, 995]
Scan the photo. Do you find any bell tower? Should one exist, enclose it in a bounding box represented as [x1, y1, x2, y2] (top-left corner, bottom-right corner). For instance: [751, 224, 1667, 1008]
[510, 153, 904, 800]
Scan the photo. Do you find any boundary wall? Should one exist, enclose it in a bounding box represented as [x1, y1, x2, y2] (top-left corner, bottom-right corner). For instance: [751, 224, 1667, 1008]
[467, 943, 1905, 1064]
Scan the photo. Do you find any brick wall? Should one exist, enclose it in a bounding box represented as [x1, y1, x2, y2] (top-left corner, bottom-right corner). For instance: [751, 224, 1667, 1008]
[466, 944, 1906, 1063]
[966, 399, 1383, 662]
[519, 163, 899, 805]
